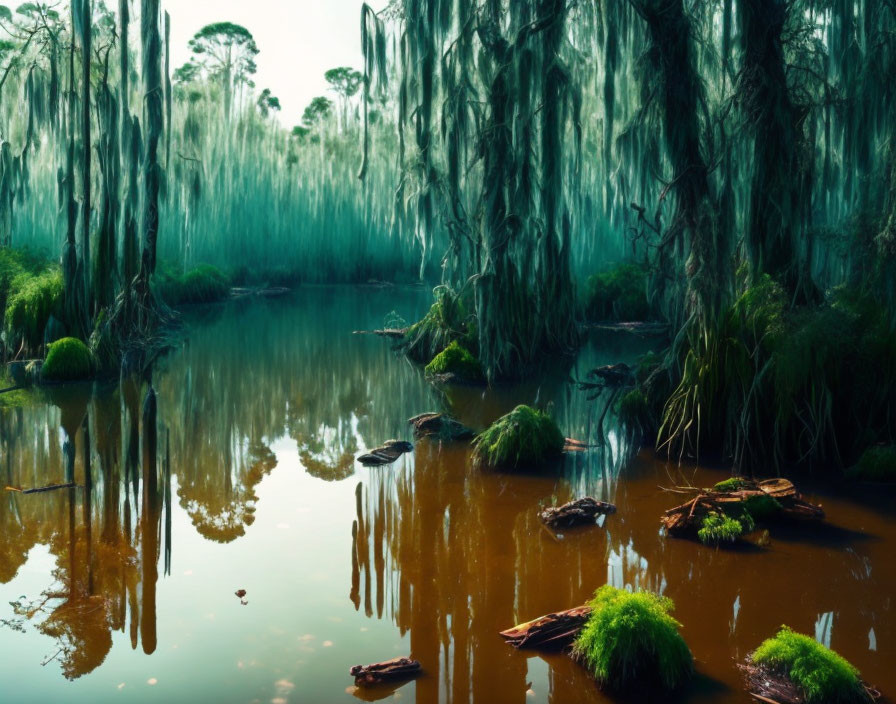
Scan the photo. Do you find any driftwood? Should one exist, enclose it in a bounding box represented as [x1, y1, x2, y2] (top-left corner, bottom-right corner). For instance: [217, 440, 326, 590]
[357, 440, 414, 466]
[540, 497, 616, 529]
[738, 656, 880, 704]
[6, 482, 77, 494]
[661, 479, 824, 536]
[562, 437, 590, 453]
[352, 328, 408, 339]
[500, 606, 592, 650]
[407, 412, 474, 441]
[350, 657, 421, 686]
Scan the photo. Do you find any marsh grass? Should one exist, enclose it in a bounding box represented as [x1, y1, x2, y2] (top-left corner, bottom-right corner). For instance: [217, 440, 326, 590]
[155, 263, 230, 306]
[471, 405, 564, 469]
[752, 627, 871, 704]
[572, 585, 693, 693]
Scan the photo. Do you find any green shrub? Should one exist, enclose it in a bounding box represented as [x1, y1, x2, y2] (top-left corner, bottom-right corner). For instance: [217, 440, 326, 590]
[573, 585, 693, 693]
[584, 263, 650, 321]
[156, 263, 230, 305]
[424, 340, 484, 382]
[472, 405, 564, 469]
[697, 512, 750, 544]
[41, 337, 93, 381]
[752, 627, 869, 704]
[404, 285, 476, 363]
[4, 269, 64, 350]
[847, 445, 896, 482]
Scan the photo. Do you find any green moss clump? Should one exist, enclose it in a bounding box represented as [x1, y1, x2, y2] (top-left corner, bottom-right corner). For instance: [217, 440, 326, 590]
[752, 627, 869, 704]
[847, 445, 896, 482]
[713, 477, 748, 492]
[404, 285, 476, 363]
[584, 263, 650, 321]
[424, 340, 484, 382]
[472, 405, 564, 469]
[41, 337, 93, 381]
[697, 512, 751, 544]
[156, 263, 230, 305]
[743, 493, 783, 520]
[572, 585, 693, 693]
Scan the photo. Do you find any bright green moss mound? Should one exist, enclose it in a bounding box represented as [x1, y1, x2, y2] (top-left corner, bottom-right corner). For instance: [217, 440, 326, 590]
[41, 337, 93, 381]
[753, 627, 869, 704]
[573, 585, 693, 693]
[848, 445, 896, 482]
[698, 512, 751, 544]
[713, 477, 748, 492]
[424, 340, 484, 382]
[472, 405, 564, 469]
[156, 264, 230, 305]
[584, 263, 650, 321]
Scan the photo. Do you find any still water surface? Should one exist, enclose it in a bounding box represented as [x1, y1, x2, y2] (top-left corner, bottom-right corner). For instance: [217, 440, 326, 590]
[0, 287, 893, 703]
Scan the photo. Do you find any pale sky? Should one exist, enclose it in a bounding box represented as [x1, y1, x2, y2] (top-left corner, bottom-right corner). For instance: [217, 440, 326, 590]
[7, 0, 377, 127]
[165, 0, 370, 126]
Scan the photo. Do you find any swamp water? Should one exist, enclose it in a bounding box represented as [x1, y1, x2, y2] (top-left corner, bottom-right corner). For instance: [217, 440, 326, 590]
[0, 287, 893, 703]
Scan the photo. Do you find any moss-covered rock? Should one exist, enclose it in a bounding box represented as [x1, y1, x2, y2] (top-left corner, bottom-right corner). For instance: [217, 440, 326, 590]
[424, 340, 484, 383]
[584, 263, 650, 321]
[41, 337, 93, 382]
[472, 405, 564, 469]
[847, 445, 896, 482]
[572, 585, 693, 693]
[751, 627, 871, 704]
[713, 477, 749, 492]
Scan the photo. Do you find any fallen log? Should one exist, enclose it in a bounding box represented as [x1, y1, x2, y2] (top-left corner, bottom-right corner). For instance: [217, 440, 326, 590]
[738, 657, 880, 704]
[350, 657, 421, 686]
[562, 437, 590, 453]
[352, 328, 408, 339]
[408, 412, 474, 441]
[6, 482, 77, 494]
[661, 478, 824, 536]
[540, 497, 616, 529]
[500, 606, 592, 650]
[357, 440, 414, 466]
[586, 321, 670, 337]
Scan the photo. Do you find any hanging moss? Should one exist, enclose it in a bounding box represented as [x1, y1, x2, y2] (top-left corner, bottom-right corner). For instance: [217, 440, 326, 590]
[472, 405, 564, 469]
[41, 337, 93, 381]
[752, 627, 871, 704]
[424, 340, 484, 383]
[572, 585, 693, 693]
[584, 263, 650, 321]
[848, 445, 896, 482]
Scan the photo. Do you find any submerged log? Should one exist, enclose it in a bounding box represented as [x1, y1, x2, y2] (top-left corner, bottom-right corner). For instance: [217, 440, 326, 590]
[738, 657, 880, 704]
[407, 412, 474, 441]
[350, 657, 421, 686]
[6, 482, 77, 494]
[499, 606, 592, 650]
[540, 497, 616, 529]
[357, 440, 414, 466]
[661, 478, 824, 536]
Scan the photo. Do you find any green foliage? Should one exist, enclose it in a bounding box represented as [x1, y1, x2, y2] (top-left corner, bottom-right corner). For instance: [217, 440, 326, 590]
[713, 477, 748, 492]
[156, 264, 230, 306]
[471, 405, 564, 469]
[848, 445, 896, 482]
[404, 285, 476, 363]
[584, 263, 650, 321]
[572, 585, 693, 693]
[617, 389, 650, 428]
[41, 337, 93, 382]
[698, 512, 751, 545]
[303, 96, 333, 127]
[0, 249, 63, 353]
[752, 627, 869, 704]
[424, 340, 484, 382]
[743, 493, 783, 520]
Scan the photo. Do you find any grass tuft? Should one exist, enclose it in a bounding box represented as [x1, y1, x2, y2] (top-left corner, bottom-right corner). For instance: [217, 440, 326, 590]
[752, 627, 869, 704]
[572, 585, 693, 693]
[698, 512, 751, 544]
[471, 405, 564, 469]
[41, 337, 93, 381]
[424, 340, 484, 382]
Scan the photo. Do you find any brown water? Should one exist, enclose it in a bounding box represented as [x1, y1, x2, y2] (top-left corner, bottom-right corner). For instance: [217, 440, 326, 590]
[0, 286, 893, 703]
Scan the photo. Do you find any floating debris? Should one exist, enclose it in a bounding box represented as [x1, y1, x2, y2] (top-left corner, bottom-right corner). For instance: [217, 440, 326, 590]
[5, 482, 77, 494]
[407, 412, 474, 441]
[350, 657, 421, 686]
[352, 328, 407, 339]
[235, 589, 246, 598]
[540, 497, 616, 529]
[499, 606, 592, 650]
[357, 440, 414, 466]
